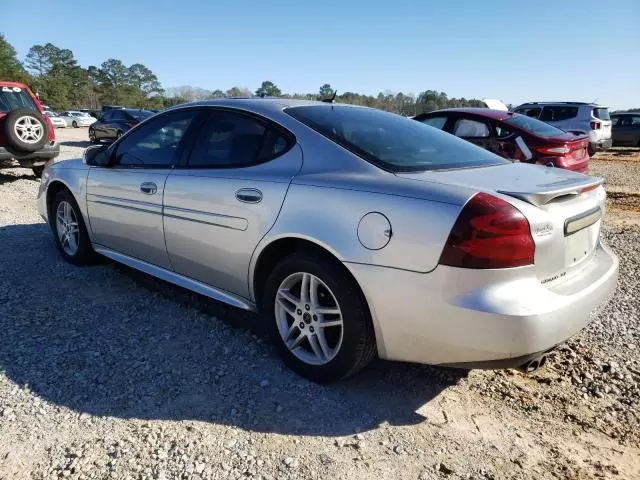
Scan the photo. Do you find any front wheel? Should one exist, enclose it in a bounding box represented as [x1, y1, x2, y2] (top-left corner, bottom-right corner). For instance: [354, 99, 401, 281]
[51, 190, 95, 265]
[89, 128, 99, 144]
[262, 252, 376, 383]
[72, 121, 78, 128]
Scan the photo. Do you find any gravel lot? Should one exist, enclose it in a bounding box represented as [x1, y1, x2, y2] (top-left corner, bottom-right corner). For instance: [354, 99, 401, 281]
[1, 128, 639, 480]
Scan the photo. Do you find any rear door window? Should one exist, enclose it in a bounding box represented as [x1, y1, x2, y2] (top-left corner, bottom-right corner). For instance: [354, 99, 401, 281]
[540, 106, 579, 122]
[112, 111, 128, 122]
[453, 118, 490, 138]
[592, 108, 610, 121]
[187, 110, 293, 168]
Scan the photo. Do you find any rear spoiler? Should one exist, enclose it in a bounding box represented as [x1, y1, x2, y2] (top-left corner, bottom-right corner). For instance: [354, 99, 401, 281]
[499, 176, 603, 206]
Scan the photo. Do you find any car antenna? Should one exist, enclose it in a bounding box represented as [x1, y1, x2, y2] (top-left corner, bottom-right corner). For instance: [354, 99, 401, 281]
[322, 90, 337, 103]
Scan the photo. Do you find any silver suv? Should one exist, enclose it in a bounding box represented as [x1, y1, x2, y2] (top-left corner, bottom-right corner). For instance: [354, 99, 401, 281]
[513, 102, 612, 156]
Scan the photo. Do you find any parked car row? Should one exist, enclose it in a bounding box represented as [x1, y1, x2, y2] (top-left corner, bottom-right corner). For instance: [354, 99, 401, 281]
[44, 110, 97, 128]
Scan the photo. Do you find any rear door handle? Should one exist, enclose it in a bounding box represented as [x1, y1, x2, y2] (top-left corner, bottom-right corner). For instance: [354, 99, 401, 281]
[235, 188, 262, 203]
[140, 182, 157, 195]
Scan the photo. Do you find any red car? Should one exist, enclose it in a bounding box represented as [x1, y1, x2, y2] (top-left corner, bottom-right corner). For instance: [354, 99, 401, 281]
[414, 108, 589, 174]
[0, 80, 59, 177]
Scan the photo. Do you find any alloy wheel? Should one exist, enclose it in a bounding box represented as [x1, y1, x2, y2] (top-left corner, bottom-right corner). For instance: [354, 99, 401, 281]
[56, 201, 80, 256]
[274, 272, 344, 365]
[14, 116, 43, 144]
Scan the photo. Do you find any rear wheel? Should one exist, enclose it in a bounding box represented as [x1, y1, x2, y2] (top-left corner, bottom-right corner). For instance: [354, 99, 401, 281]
[72, 120, 78, 128]
[262, 251, 376, 383]
[588, 144, 596, 157]
[89, 128, 99, 144]
[51, 190, 94, 265]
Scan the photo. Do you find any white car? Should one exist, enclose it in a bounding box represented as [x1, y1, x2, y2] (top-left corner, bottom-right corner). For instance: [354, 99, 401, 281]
[58, 111, 97, 128]
[44, 111, 68, 128]
[514, 102, 612, 156]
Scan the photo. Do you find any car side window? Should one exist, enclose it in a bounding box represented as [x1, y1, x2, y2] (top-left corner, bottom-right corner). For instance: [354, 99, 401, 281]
[540, 106, 578, 122]
[632, 116, 640, 126]
[611, 116, 620, 126]
[101, 111, 111, 121]
[453, 118, 490, 138]
[187, 110, 292, 168]
[420, 116, 448, 130]
[114, 109, 198, 167]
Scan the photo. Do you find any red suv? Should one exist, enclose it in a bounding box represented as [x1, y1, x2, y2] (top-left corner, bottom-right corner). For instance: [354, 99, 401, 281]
[414, 108, 589, 174]
[0, 80, 59, 177]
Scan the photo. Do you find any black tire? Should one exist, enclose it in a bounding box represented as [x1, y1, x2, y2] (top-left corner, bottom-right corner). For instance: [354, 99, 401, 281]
[50, 190, 95, 266]
[588, 144, 596, 157]
[32, 165, 44, 178]
[116, 130, 123, 140]
[3, 108, 49, 152]
[72, 120, 78, 128]
[261, 251, 376, 383]
[89, 128, 99, 144]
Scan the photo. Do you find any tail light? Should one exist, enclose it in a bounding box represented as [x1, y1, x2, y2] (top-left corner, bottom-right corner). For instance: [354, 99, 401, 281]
[439, 193, 535, 269]
[535, 144, 569, 155]
[129, 121, 138, 128]
[43, 115, 56, 140]
[590, 121, 601, 130]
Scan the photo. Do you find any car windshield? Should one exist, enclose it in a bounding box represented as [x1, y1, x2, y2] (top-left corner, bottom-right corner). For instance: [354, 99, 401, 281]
[0, 87, 38, 113]
[285, 105, 507, 172]
[503, 114, 566, 138]
[593, 108, 610, 121]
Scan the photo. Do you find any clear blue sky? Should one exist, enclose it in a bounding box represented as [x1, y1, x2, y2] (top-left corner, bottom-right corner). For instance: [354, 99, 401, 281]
[2, 0, 639, 109]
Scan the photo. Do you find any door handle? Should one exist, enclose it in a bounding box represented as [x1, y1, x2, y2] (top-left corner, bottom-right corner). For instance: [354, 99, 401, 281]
[140, 182, 157, 195]
[235, 188, 263, 203]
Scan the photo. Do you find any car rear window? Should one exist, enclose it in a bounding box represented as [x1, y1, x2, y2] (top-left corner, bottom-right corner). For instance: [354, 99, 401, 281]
[128, 110, 154, 120]
[592, 108, 610, 121]
[503, 114, 566, 138]
[285, 105, 507, 172]
[539, 106, 579, 122]
[0, 86, 38, 113]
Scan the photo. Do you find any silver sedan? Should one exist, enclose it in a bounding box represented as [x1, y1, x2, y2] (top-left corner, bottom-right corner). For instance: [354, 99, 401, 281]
[58, 111, 97, 128]
[37, 99, 618, 382]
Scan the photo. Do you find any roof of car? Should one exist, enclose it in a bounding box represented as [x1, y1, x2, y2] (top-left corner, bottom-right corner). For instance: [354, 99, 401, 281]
[173, 98, 351, 112]
[423, 108, 514, 121]
[516, 102, 608, 108]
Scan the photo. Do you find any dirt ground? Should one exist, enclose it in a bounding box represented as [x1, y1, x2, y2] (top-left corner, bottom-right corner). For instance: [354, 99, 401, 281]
[0, 129, 638, 480]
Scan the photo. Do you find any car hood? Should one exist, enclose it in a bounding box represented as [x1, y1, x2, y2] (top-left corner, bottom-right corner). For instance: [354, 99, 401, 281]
[396, 162, 601, 206]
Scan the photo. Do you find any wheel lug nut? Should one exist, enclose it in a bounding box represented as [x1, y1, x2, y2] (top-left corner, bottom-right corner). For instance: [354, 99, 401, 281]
[297, 309, 302, 315]
[309, 326, 315, 333]
[305, 304, 310, 311]
[299, 322, 305, 329]
[313, 315, 317, 321]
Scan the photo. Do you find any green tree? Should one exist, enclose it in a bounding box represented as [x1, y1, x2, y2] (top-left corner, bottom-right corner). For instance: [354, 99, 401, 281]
[226, 86, 250, 97]
[0, 34, 30, 83]
[96, 59, 130, 104]
[128, 63, 163, 98]
[255, 80, 280, 97]
[318, 83, 334, 99]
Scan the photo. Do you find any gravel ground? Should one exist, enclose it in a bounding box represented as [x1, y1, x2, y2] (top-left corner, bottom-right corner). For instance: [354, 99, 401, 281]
[1, 129, 639, 480]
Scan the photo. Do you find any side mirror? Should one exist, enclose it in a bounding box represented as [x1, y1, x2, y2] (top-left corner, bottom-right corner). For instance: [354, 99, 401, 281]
[84, 145, 112, 167]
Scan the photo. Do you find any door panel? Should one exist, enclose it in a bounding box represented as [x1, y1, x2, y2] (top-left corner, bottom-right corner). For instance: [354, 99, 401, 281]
[164, 145, 303, 298]
[87, 168, 172, 269]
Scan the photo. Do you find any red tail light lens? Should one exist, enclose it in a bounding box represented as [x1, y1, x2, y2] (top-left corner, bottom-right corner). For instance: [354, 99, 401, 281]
[535, 144, 569, 155]
[590, 121, 601, 130]
[129, 121, 138, 128]
[439, 193, 535, 269]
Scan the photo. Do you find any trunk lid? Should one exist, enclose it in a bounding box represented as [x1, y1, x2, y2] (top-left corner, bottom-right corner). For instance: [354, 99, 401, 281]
[397, 163, 606, 284]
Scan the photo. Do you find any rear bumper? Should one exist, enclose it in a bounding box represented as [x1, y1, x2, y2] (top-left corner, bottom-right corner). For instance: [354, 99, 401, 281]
[0, 141, 60, 166]
[346, 240, 618, 367]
